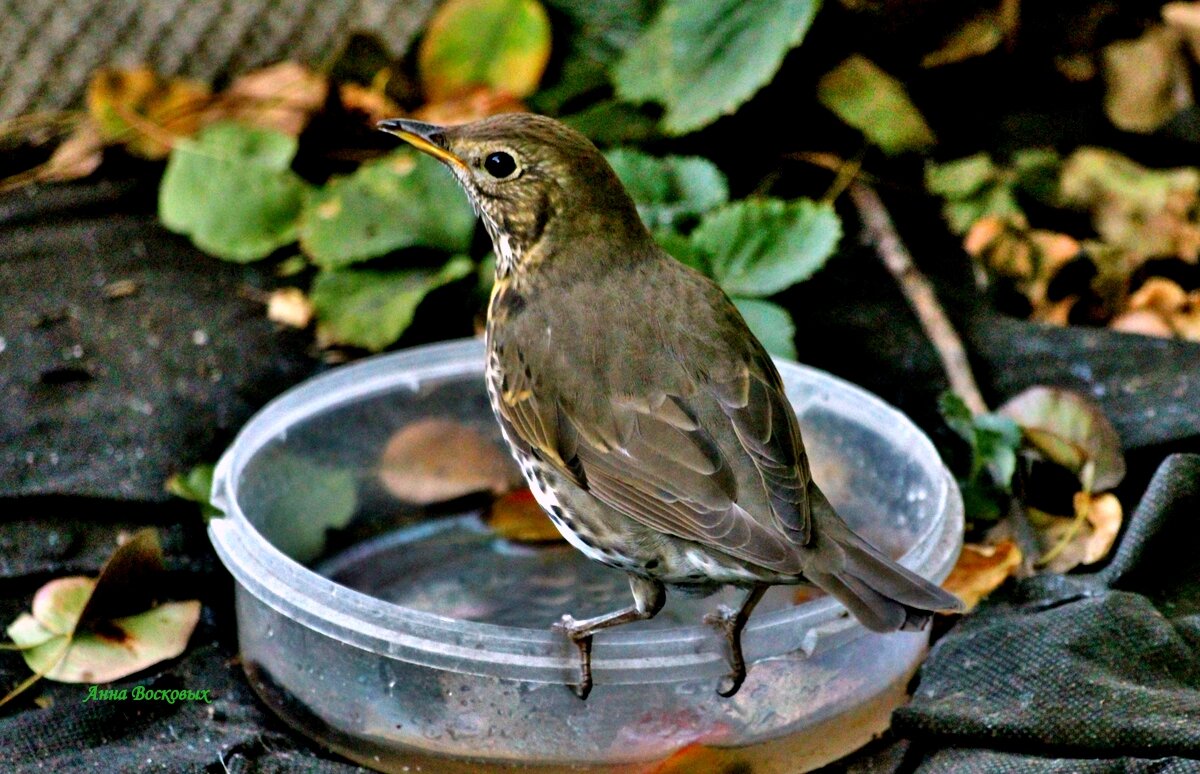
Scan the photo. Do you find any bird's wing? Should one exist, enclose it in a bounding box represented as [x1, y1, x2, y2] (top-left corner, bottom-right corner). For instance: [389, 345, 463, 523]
[494, 327, 812, 576]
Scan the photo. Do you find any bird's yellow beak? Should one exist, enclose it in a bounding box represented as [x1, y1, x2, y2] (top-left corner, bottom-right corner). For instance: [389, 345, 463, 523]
[377, 118, 468, 171]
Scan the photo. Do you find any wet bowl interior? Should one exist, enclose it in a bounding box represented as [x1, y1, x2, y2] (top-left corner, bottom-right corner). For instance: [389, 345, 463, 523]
[209, 338, 962, 773]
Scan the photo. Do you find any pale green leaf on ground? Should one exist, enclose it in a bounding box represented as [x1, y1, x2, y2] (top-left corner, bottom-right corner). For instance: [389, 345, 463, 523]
[998, 386, 1126, 492]
[734, 298, 797, 359]
[243, 451, 361, 563]
[925, 150, 1061, 234]
[418, 0, 552, 100]
[692, 199, 841, 297]
[3, 529, 201, 700]
[159, 122, 308, 262]
[605, 148, 728, 229]
[1101, 24, 1192, 134]
[300, 151, 476, 268]
[818, 55, 936, 155]
[311, 257, 474, 351]
[613, 0, 820, 134]
[166, 463, 219, 520]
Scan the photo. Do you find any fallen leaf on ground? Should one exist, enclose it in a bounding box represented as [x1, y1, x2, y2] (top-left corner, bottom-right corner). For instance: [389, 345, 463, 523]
[485, 488, 564, 543]
[87, 67, 211, 158]
[413, 86, 528, 125]
[999, 386, 1125, 492]
[266, 287, 314, 329]
[338, 83, 402, 126]
[818, 55, 935, 155]
[1031, 492, 1123, 573]
[418, 0, 551, 101]
[165, 463, 219, 519]
[1164, 2, 1200, 59]
[209, 62, 328, 137]
[922, 12, 1006, 68]
[1101, 25, 1192, 134]
[1059, 148, 1200, 265]
[941, 540, 1022, 611]
[964, 217, 1081, 306]
[1115, 277, 1200, 341]
[379, 418, 522, 504]
[1, 529, 200, 705]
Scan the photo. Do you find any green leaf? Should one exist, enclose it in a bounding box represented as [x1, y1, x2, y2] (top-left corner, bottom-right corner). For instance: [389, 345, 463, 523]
[243, 452, 360, 563]
[418, 0, 552, 100]
[311, 257, 474, 351]
[938, 391, 1021, 499]
[613, 0, 820, 135]
[561, 100, 661, 145]
[299, 151, 476, 268]
[605, 148, 728, 229]
[817, 55, 935, 155]
[925, 154, 996, 199]
[166, 463, 219, 520]
[533, 0, 659, 113]
[998, 386, 1126, 492]
[159, 122, 308, 262]
[692, 198, 841, 297]
[734, 298, 796, 359]
[655, 228, 708, 273]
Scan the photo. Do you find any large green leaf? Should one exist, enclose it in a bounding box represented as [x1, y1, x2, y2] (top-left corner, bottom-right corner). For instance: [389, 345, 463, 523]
[418, 0, 552, 100]
[734, 298, 796, 359]
[159, 122, 308, 262]
[613, 0, 820, 134]
[605, 148, 728, 229]
[299, 152, 476, 268]
[692, 199, 840, 297]
[533, 0, 659, 113]
[311, 257, 474, 351]
[817, 55, 935, 155]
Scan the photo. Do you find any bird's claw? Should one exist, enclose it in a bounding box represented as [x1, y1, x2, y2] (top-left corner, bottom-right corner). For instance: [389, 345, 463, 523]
[552, 614, 594, 700]
[705, 605, 747, 698]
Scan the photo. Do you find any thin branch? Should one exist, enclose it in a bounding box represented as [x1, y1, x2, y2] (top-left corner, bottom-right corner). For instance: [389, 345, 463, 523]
[849, 181, 989, 415]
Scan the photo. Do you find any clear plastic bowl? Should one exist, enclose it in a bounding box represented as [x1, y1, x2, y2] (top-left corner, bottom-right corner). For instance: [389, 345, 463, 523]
[209, 338, 962, 773]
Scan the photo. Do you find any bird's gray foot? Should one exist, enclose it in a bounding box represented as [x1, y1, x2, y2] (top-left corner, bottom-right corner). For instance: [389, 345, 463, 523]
[704, 606, 748, 697]
[552, 614, 594, 700]
[551, 576, 666, 700]
[704, 584, 769, 698]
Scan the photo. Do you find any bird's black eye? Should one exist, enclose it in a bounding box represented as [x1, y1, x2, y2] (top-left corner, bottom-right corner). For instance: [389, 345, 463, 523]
[484, 151, 517, 179]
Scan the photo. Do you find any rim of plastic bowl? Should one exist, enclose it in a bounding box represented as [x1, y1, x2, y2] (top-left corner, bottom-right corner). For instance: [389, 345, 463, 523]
[208, 338, 963, 685]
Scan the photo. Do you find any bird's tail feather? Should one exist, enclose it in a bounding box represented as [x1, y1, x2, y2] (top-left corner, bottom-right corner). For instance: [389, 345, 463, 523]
[806, 486, 964, 633]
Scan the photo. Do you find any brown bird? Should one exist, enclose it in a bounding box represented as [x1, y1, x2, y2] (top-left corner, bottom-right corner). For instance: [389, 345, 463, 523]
[379, 114, 964, 699]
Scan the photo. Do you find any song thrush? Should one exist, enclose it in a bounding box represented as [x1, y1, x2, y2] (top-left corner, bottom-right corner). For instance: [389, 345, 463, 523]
[379, 114, 964, 700]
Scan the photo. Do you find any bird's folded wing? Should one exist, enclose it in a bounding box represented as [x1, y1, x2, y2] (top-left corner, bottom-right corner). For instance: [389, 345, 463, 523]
[497, 358, 811, 575]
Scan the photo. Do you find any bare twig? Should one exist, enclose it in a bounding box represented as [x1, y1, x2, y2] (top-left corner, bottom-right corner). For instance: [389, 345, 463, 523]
[849, 181, 989, 415]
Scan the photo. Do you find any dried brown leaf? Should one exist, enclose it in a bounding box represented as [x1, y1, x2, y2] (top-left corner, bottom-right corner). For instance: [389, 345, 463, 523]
[941, 540, 1022, 611]
[1101, 25, 1192, 134]
[338, 83, 402, 126]
[1110, 308, 1175, 338]
[86, 67, 211, 158]
[1031, 492, 1123, 573]
[485, 488, 564, 543]
[1164, 2, 1200, 60]
[266, 287, 314, 329]
[209, 62, 328, 137]
[414, 87, 528, 126]
[378, 418, 521, 504]
[922, 13, 1005, 69]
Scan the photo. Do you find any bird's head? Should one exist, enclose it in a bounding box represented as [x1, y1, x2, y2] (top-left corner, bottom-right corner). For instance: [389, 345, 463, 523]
[378, 113, 646, 275]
